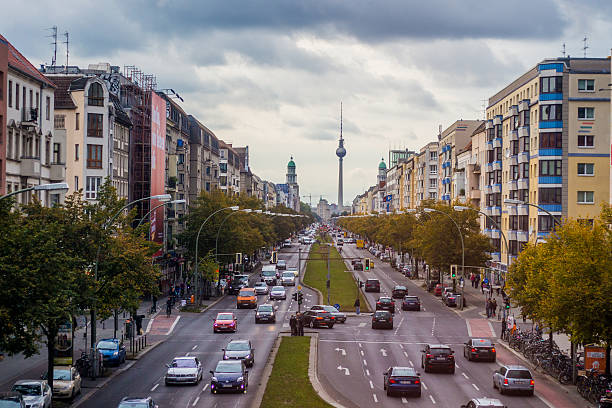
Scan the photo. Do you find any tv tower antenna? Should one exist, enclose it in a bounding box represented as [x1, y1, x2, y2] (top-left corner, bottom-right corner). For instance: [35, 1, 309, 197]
[63, 32, 69, 71]
[583, 36, 589, 58]
[47, 26, 57, 66]
[561, 42, 566, 58]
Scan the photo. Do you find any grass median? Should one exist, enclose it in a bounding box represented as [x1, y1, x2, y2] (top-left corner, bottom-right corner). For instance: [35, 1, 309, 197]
[260, 336, 332, 408]
[303, 242, 370, 313]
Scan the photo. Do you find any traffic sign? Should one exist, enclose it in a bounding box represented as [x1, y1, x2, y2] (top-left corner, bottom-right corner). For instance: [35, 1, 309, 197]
[297, 285, 302, 291]
[334, 304, 340, 310]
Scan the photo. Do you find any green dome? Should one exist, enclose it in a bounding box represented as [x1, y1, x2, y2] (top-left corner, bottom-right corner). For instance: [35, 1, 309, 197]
[378, 158, 386, 170]
[288, 156, 296, 168]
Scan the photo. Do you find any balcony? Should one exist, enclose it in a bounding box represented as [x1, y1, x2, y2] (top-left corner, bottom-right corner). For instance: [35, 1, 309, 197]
[486, 120, 493, 129]
[493, 116, 502, 126]
[507, 230, 518, 241]
[509, 105, 518, 116]
[492, 183, 501, 193]
[491, 206, 501, 216]
[509, 155, 518, 166]
[509, 130, 518, 141]
[469, 189, 480, 200]
[50, 163, 66, 181]
[517, 178, 529, 190]
[508, 180, 518, 191]
[21, 108, 38, 127]
[484, 184, 492, 194]
[489, 252, 501, 262]
[518, 152, 529, 163]
[493, 138, 502, 148]
[517, 231, 529, 242]
[486, 141, 494, 151]
[20, 157, 41, 178]
[493, 161, 502, 171]
[518, 100, 530, 112]
[518, 126, 529, 138]
[517, 204, 529, 216]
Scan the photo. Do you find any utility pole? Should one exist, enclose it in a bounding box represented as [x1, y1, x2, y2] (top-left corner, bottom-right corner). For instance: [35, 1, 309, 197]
[47, 26, 57, 66]
[298, 246, 302, 313]
[326, 244, 331, 305]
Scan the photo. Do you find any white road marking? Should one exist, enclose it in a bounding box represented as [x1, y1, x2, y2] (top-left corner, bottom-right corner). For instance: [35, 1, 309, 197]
[409, 360, 414, 367]
[431, 316, 435, 336]
[401, 397, 408, 403]
[358, 343, 362, 348]
[337, 365, 350, 375]
[380, 348, 387, 357]
[455, 363, 459, 368]
[192, 396, 200, 406]
[422, 381, 428, 390]
[462, 372, 469, 379]
[202, 383, 209, 392]
[369, 380, 374, 389]
[360, 350, 364, 356]
[358, 322, 366, 327]
[365, 369, 370, 376]
[429, 395, 436, 404]
[191, 345, 198, 350]
[488, 320, 496, 337]
[403, 351, 408, 357]
[283, 323, 289, 328]
[167, 315, 181, 335]
[363, 359, 368, 366]
[335, 348, 346, 356]
[399, 344, 404, 349]
[394, 316, 405, 335]
[150, 383, 159, 391]
[472, 383, 480, 391]
[185, 352, 190, 356]
[466, 320, 472, 337]
[373, 394, 378, 403]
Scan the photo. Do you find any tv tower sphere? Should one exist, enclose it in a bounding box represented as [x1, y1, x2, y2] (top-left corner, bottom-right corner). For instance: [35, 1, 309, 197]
[336, 145, 346, 158]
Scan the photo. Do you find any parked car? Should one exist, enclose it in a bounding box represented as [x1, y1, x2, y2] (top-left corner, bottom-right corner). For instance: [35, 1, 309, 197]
[277, 260, 287, 270]
[255, 304, 276, 324]
[372, 310, 393, 329]
[302, 310, 335, 328]
[237, 288, 257, 309]
[443, 292, 458, 307]
[461, 398, 506, 408]
[283, 239, 292, 248]
[402, 296, 421, 311]
[223, 339, 254, 367]
[43, 366, 81, 399]
[383, 366, 421, 397]
[434, 283, 443, 296]
[254, 282, 269, 295]
[310, 305, 346, 323]
[281, 272, 296, 286]
[365, 279, 381, 292]
[464, 338, 496, 362]
[165, 356, 203, 385]
[492, 365, 534, 395]
[11, 380, 52, 408]
[402, 265, 412, 276]
[0, 392, 25, 408]
[391, 285, 407, 299]
[213, 312, 238, 333]
[376, 297, 396, 313]
[210, 360, 249, 394]
[97, 338, 126, 366]
[117, 396, 159, 408]
[269, 286, 287, 300]
[353, 261, 363, 271]
[421, 344, 455, 374]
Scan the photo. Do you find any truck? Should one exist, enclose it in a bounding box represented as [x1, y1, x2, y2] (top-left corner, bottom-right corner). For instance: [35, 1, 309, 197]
[356, 239, 365, 249]
[261, 265, 277, 286]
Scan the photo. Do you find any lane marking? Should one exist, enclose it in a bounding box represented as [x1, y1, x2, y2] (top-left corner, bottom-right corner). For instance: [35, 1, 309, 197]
[455, 363, 459, 368]
[360, 350, 364, 356]
[358, 322, 366, 327]
[167, 315, 181, 335]
[472, 383, 480, 391]
[369, 380, 374, 389]
[185, 352, 190, 356]
[409, 360, 414, 367]
[403, 351, 408, 357]
[202, 383, 209, 392]
[192, 345, 198, 350]
[462, 372, 469, 379]
[358, 343, 362, 348]
[401, 397, 408, 404]
[150, 383, 159, 391]
[373, 394, 378, 403]
[363, 359, 368, 366]
[422, 381, 428, 390]
[365, 369, 370, 376]
[429, 395, 436, 404]
[399, 344, 404, 349]
[283, 323, 289, 328]
[192, 396, 199, 406]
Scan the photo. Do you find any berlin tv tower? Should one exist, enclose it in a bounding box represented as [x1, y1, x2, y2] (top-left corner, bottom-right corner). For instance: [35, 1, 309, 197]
[335, 103, 346, 209]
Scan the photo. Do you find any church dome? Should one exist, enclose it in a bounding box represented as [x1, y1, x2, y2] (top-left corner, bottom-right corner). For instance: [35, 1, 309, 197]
[288, 156, 296, 168]
[378, 158, 386, 170]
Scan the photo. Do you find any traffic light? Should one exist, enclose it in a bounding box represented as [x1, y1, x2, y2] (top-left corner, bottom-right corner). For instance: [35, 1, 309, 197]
[271, 251, 278, 264]
[451, 265, 457, 279]
[505, 300, 510, 309]
[292, 292, 298, 301]
[364, 258, 370, 271]
[236, 252, 242, 265]
[297, 292, 304, 304]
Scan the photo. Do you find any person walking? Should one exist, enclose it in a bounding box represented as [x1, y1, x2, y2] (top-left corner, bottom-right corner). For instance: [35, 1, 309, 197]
[354, 298, 361, 315]
[289, 314, 297, 336]
[501, 317, 507, 340]
[491, 298, 497, 318]
[470, 273, 475, 288]
[485, 299, 491, 318]
[296, 313, 304, 336]
[166, 297, 172, 318]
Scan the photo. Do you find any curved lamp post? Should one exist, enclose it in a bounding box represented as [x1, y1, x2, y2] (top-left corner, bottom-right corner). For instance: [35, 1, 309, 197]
[503, 199, 562, 243]
[136, 199, 186, 239]
[454, 205, 510, 266]
[194, 205, 239, 305]
[0, 182, 69, 201]
[215, 209, 252, 261]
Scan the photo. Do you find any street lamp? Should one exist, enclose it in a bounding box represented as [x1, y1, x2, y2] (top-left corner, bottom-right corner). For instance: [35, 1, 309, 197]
[424, 207, 465, 309]
[0, 182, 69, 201]
[194, 205, 239, 305]
[215, 209, 252, 261]
[503, 199, 562, 228]
[136, 199, 186, 230]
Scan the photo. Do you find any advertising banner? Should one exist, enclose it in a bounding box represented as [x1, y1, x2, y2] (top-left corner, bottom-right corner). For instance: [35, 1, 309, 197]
[150, 92, 167, 243]
[584, 345, 607, 374]
[54, 321, 73, 365]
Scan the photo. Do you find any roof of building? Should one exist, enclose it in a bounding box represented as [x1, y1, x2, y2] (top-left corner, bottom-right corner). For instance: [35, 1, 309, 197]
[378, 158, 386, 170]
[1, 34, 56, 88]
[288, 156, 296, 168]
[49, 76, 81, 109]
[110, 93, 132, 127]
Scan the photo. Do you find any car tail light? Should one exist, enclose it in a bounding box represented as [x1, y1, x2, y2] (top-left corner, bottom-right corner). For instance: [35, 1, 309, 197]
[388, 379, 396, 384]
[376, 302, 381, 306]
[330, 316, 335, 319]
[316, 317, 323, 320]
[530, 379, 535, 386]
[414, 379, 420, 384]
[504, 379, 509, 385]
[426, 354, 433, 358]
[491, 348, 496, 353]
[471, 348, 476, 352]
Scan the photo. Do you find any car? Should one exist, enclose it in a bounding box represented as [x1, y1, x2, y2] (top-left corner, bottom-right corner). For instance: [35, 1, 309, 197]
[302, 310, 335, 328]
[353, 261, 363, 270]
[402, 295, 421, 311]
[336, 238, 344, 246]
[493, 365, 534, 395]
[237, 288, 257, 309]
[283, 239, 292, 247]
[365, 279, 381, 292]
[287, 267, 299, 278]
[213, 312, 238, 333]
[402, 265, 412, 276]
[210, 360, 248, 394]
[464, 338, 496, 362]
[43, 366, 81, 399]
[227, 278, 247, 295]
[97, 338, 126, 365]
[254, 282, 269, 295]
[261, 266, 277, 286]
[434, 283, 443, 296]
[223, 339, 255, 367]
[383, 366, 421, 397]
[117, 396, 159, 408]
[255, 304, 276, 323]
[441, 286, 453, 299]
[165, 356, 203, 385]
[0, 392, 25, 408]
[11, 380, 52, 408]
[269, 286, 287, 300]
[310, 305, 346, 323]
[443, 292, 458, 307]
[277, 259, 287, 270]
[421, 344, 455, 374]
[281, 272, 296, 286]
[391, 285, 407, 299]
[461, 398, 507, 408]
[372, 310, 393, 329]
[376, 297, 396, 313]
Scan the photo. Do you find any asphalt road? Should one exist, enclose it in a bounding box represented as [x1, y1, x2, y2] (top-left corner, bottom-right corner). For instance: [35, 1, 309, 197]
[70, 242, 315, 408]
[315, 242, 568, 408]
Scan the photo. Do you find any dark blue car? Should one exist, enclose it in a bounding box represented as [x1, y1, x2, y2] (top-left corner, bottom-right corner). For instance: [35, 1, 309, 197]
[383, 366, 421, 397]
[210, 360, 248, 394]
[97, 339, 126, 366]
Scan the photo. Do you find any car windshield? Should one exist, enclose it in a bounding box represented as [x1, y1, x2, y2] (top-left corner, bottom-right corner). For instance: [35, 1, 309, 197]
[367, 280, 378, 284]
[255, 282, 266, 287]
[262, 271, 276, 276]
[322, 306, 339, 313]
[258, 305, 273, 312]
[374, 311, 390, 317]
[430, 348, 451, 355]
[404, 296, 418, 301]
[226, 342, 250, 351]
[239, 290, 255, 297]
[272, 286, 284, 291]
[379, 298, 391, 303]
[230, 279, 243, 286]
[12, 384, 41, 395]
[217, 313, 234, 320]
[172, 359, 196, 368]
[118, 403, 148, 408]
[53, 369, 71, 380]
[394, 286, 406, 291]
[473, 339, 493, 346]
[282, 273, 293, 278]
[392, 368, 416, 376]
[507, 370, 532, 379]
[97, 341, 117, 350]
[215, 361, 242, 373]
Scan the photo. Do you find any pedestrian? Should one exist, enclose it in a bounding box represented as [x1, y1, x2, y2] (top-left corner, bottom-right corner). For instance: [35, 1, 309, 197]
[166, 297, 172, 317]
[491, 298, 497, 318]
[289, 314, 297, 336]
[501, 317, 507, 339]
[470, 273, 475, 288]
[297, 313, 304, 336]
[486, 299, 491, 318]
[152, 295, 157, 313]
[354, 298, 361, 315]
[511, 321, 517, 335]
[496, 286, 501, 296]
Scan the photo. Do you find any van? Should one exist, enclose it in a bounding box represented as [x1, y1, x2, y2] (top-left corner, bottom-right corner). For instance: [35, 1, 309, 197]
[237, 288, 257, 309]
[261, 265, 277, 286]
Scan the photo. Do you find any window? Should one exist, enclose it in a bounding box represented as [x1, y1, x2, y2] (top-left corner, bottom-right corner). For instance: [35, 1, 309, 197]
[578, 107, 594, 120]
[45, 140, 50, 165]
[578, 79, 595, 91]
[15, 83, 19, 109]
[519, 136, 530, 152]
[85, 176, 102, 199]
[429, 165, 437, 174]
[87, 113, 103, 137]
[75, 144, 79, 161]
[538, 215, 555, 232]
[29, 90, 32, 108]
[577, 191, 594, 204]
[429, 192, 437, 199]
[430, 152, 437, 160]
[8, 80, 12, 107]
[540, 132, 562, 149]
[540, 76, 562, 93]
[539, 160, 561, 176]
[539, 187, 562, 204]
[52, 143, 60, 163]
[205, 182, 210, 192]
[511, 165, 519, 180]
[87, 82, 104, 106]
[429, 179, 437, 188]
[87, 144, 102, 168]
[54, 115, 65, 129]
[179, 173, 185, 185]
[540, 104, 562, 121]
[178, 153, 184, 164]
[519, 189, 529, 202]
[577, 134, 594, 148]
[74, 176, 79, 191]
[45, 96, 50, 120]
[577, 163, 594, 176]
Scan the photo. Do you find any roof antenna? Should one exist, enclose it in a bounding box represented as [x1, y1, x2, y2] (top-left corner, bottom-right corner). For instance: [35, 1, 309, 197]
[63, 31, 69, 72]
[340, 101, 343, 141]
[47, 26, 57, 66]
[583, 36, 588, 58]
[561, 42, 566, 58]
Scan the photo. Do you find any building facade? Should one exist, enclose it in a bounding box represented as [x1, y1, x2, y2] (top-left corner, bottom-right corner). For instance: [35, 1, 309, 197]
[0, 36, 7, 195]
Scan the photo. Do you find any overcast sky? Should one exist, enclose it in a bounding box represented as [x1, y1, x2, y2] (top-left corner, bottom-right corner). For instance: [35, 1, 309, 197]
[3, 0, 611, 207]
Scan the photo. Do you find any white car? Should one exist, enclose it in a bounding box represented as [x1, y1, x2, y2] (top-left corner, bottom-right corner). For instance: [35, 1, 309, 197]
[48, 366, 81, 399]
[281, 272, 296, 286]
[254, 282, 269, 295]
[269, 286, 287, 300]
[12, 380, 52, 408]
[286, 267, 299, 278]
[165, 356, 203, 385]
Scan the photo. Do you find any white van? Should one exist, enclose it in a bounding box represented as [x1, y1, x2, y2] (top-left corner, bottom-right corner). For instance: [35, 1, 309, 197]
[261, 265, 277, 285]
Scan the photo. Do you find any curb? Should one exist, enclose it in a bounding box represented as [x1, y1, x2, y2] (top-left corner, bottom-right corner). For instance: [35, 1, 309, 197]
[309, 332, 348, 408]
[249, 333, 283, 408]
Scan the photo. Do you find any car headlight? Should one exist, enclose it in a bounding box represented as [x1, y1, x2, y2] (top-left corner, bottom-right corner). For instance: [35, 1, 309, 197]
[237, 376, 244, 382]
[113, 351, 118, 356]
[223, 355, 229, 360]
[211, 376, 218, 382]
[244, 354, 251, 359]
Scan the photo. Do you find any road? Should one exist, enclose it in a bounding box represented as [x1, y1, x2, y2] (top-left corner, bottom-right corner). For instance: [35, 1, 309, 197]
[315, 242, 577, 408]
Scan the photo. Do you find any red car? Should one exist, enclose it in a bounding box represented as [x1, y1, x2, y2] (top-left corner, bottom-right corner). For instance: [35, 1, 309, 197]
[434, 284, 443, 296]
[213, 312, 237, 333]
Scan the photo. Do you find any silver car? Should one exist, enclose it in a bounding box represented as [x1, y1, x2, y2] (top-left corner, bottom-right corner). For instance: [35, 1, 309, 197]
[269, 286, 287, 300]
[254, 282, 269, 295]
[165, 357, 203, 385]
[461, 398, 507, 408]
[281, 272, 296, 286]
[492, 364, 534, 395]
[47, 366, 81, 399]
[11, 380, 52, 408]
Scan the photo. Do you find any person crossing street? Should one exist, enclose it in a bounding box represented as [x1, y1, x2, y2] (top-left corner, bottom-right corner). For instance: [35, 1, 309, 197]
[289, 314, 297, 336]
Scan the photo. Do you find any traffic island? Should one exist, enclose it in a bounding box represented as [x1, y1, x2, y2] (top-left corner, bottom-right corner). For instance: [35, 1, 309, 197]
[303, 243, 369, 313]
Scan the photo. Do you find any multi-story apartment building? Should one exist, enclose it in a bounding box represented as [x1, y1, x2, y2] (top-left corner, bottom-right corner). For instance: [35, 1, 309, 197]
[111, 94, 131, 199]
[400, 156, 415, 209]
[4, 36, 62, 206]
[262, 180, 277, 209]
[0, 36, 7, 195]
[385, 162, 402, 211]
[219, 141, 241, 196]
[485, 57, 611, 266]
[188, 116, 217, 202]
[438, 120, 482, 202]
[468, 123, 487, 210]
